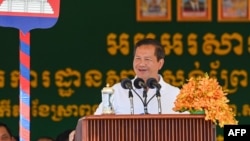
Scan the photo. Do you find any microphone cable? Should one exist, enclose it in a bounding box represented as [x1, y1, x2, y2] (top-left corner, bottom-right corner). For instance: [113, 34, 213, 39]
[133, 77, 149, 114]
[146, 78, 162, 114]
[121, 78, 144, 114]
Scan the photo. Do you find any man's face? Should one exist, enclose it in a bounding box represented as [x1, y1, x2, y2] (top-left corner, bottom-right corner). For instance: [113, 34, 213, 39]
[0, 127, 12, 141]
[133, 44, 164, 82]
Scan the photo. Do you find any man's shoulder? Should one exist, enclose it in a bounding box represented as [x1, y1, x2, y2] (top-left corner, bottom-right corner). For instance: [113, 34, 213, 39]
[160, 81, 180, 91]
[112, 82, 122, 88]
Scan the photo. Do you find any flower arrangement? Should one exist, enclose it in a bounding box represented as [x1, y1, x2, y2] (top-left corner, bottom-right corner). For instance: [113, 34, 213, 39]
[173, 73, 238, 128]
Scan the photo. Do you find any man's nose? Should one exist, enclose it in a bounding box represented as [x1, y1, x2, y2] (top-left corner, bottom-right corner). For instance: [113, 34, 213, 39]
[138, 59, 147, 66]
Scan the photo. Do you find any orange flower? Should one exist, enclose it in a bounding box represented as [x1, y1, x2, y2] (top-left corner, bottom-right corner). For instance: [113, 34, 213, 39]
[173, 73, 238, 128]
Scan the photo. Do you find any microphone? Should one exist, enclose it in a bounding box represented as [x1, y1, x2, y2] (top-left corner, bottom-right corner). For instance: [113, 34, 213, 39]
[121, 78, 133, 90]
[146, 77, 162, 114]
[134, 77, 148, 114]
[133, 77, 147, 89]
[146, 78, 161, 89]
[121, 78, 134, 114]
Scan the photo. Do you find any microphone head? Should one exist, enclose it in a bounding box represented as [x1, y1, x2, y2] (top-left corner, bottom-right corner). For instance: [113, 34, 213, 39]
[146, 78, 161, 89]
[121, 78, 133, 89]
[133, 77, 146, 89]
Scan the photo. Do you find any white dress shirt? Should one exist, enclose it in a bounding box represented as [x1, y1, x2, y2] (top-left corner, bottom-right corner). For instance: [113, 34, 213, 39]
[94, 75, 181, 115]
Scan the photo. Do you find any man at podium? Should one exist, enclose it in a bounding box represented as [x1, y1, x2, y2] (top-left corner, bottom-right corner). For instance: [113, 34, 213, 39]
[94, 38, 181, 115]
[74, 38, 185, 141]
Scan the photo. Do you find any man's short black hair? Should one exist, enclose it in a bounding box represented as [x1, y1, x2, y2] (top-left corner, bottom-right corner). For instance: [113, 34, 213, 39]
[134, 38, 165, 61]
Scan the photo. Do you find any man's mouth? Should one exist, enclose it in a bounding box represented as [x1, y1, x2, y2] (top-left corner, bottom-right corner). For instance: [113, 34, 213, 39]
[138, 68, 147, 72]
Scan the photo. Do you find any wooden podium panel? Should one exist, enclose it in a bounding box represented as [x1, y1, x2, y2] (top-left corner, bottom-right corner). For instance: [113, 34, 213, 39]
[77, 114, 216, 141]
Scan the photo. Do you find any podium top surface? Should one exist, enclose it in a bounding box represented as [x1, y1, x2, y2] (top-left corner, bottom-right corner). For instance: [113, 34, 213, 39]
[83, 114, 206, 120]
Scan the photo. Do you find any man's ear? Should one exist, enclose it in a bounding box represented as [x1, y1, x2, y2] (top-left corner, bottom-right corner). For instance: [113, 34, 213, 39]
[158, 59, 164, 70]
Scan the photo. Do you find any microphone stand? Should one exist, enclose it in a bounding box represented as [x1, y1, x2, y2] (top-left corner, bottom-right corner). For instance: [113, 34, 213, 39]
[143, 88, 148, 114]
[156, 89, 162, 114]
[128, 89, 134, 114]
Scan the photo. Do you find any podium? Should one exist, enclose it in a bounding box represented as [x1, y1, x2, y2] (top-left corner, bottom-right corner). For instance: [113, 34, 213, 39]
[75, 114, 216, 141]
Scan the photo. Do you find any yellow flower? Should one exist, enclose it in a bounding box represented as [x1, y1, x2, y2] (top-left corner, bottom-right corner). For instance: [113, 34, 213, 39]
[173, 73, 238, 128]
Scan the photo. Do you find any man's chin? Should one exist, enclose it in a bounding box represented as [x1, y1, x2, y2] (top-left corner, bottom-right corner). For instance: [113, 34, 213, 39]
[136, 74, 149, 80]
